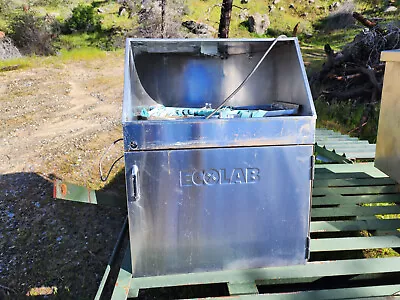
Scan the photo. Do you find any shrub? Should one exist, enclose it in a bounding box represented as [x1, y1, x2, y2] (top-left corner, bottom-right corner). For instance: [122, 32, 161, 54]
[0, 0, 11, 14]
[65, 4, 102, 33]
[9, 13, 58, 56]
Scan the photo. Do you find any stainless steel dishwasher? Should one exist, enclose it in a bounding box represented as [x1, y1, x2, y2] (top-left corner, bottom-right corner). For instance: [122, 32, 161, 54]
[122, 38, 316, 277]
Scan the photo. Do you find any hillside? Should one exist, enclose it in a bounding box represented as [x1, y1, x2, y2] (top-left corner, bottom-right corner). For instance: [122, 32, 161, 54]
[1, 0, 399, 71]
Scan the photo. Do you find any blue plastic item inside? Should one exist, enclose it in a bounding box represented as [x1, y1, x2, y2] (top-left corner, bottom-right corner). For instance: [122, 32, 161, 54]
[138, 102, 300, 120]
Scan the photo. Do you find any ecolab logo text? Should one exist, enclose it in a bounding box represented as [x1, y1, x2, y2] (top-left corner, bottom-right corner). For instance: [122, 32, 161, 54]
[179, 168, 260, 186]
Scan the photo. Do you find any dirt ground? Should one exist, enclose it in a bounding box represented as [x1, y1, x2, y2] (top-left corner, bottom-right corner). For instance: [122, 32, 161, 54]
[0, 53, 128, 299]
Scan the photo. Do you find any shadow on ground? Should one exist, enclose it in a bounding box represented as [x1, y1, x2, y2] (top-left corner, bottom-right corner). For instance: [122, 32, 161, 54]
[0, 171, 126, 299]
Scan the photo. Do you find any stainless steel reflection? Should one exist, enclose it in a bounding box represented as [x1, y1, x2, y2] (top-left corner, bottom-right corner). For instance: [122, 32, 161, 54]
[123, 38, 316, 151]
[122, 38, 316, 277]
[125, 145, 313, 277]
[123, 116, 315, 150]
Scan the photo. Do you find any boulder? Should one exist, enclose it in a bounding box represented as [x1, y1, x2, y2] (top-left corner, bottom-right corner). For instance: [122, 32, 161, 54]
[329, 2, 341, 10]
[182, 21, 216, 35]
[239, 10, 249, 21]
[248, 13, 270, 35]
[384, 6, 398, 12]
[118, 6, 127, 16]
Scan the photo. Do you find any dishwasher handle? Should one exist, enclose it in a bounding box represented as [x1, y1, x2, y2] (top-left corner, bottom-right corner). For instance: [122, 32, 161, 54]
[130, 165, 140, 201]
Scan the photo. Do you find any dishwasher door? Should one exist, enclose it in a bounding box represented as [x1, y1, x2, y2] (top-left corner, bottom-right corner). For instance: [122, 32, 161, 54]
[125, 145, 313, 277]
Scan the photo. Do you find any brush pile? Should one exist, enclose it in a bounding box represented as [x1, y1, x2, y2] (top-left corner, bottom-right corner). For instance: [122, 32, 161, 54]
[310, 12, 400, 103]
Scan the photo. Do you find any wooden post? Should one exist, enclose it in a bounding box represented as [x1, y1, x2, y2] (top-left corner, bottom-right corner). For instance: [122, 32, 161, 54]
[375, 50, 400, 183]
[218, 0, 233, 38]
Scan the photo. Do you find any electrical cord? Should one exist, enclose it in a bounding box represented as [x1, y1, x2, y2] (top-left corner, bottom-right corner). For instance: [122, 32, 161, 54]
[99, 138, 124, 182]
[206, 35, 287, 119]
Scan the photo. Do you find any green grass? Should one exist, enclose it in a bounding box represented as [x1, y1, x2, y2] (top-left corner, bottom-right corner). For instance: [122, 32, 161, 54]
[0, 57, 33, 71]
[0, 47, 122, 73]
[183, 0, 368, 39]
[0, 17, 8, 31]
[57, 33, 95, 49]
[304, 27, 360, 50]
[57, 47, 109, 61]
[97, 1, 134, 28]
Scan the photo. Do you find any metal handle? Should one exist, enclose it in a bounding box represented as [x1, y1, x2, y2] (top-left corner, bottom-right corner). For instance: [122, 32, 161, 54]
[131, 165, 140, 201]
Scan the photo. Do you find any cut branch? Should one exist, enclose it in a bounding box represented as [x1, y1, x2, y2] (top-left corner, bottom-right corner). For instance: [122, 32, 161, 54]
[352, 12, 377, 28]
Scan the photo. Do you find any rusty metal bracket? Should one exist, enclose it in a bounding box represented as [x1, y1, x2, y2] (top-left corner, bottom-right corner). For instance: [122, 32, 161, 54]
[53, 180, 126, 208]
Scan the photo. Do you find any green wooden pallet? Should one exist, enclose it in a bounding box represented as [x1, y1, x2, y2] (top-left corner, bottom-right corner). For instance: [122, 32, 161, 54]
[315, 129, 376, 162]
[96, 163, 400, 299]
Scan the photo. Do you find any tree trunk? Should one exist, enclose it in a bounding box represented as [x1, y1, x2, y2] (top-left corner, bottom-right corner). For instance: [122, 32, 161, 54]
[218, 0, 233, 38]
[161, 0, 166, 38]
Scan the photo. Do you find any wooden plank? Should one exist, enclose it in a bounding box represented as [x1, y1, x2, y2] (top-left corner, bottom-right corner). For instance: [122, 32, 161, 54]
[316, 128, 333, 131]
[315, 129, 342, 135]
[314, 172, 385, 180]
[324, 145, 376, 153]
[311, 205, 400, 218]
[373, 230, 400, 237]
[257, 272, 400, 287]
[342, 152, 376, 159]
[310, 236, 400, 252]
[312, 194, 400, 206]
[319, 140, 370, 146]
[130, 257, 400, 289]
[315, 130, 350, 136]
[381, 49, 400, 62]
[237, 284, 400, 300]
[319, 144, 371, 151]
[316, 136, 359, 141]
[313, 178, 396, 188]
[310, 219, 400, 233]
[315, 163, 382, 173]
[227, 283, 258, 295]
[313, 185, 399, 196]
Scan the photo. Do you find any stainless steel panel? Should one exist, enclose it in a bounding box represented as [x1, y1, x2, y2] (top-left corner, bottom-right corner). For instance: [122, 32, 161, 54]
[123, 116, 315, 151]
[375, 50, 400, 183]
[125, 145, 313, 277]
